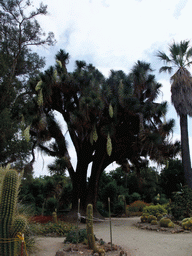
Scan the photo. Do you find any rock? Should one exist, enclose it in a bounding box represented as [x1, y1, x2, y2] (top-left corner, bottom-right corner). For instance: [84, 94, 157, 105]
[55, 251, 65, 256]
[119, 250, 127, 256]
[63, 244, 72, 252]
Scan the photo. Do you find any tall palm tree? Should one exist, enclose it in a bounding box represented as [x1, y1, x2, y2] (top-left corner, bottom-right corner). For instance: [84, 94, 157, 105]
[157, 40, 192, 189]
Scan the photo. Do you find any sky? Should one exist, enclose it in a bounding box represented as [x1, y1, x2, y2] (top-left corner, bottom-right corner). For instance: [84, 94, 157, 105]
[31, 0, 192, 177]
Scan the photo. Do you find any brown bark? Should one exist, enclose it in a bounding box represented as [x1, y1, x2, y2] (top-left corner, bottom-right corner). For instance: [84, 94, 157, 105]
[180, 114, 192, 189]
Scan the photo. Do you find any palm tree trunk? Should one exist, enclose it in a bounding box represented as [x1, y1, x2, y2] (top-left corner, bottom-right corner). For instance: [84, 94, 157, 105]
[180, 114, 192, 188]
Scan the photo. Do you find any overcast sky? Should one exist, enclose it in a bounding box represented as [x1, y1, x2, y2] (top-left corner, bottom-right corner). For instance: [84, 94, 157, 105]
[32, 0, 192, 176]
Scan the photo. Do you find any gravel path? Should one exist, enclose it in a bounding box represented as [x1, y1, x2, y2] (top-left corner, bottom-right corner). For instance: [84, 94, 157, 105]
[30, 217, 192, 256]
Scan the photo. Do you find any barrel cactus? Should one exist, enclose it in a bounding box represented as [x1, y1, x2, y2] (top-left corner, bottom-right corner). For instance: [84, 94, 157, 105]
[140, 213, 149, 223]
[0, 168, 27, 256]
[182, 217, 192, 230]
[86, 204, 105, 256]
[147, 215, 157, 223]
[160, 217, 174, 228]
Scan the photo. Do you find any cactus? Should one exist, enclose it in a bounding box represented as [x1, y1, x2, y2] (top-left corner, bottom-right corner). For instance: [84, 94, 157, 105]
[0, 169, 27, 256]
[52, 212, 58, 223]
[86, 204, 105, 256]
[157, 214, 163, 221]
[140, 213, 149, 223]
[151, 220, 158, 225]
[182, 217, 192, 230]
[159, 217, 174, 228]
[147, 215, 157, 223]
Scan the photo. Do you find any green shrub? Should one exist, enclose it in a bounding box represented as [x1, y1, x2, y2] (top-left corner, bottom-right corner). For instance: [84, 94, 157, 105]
[46, 197, 58, 214]
[143, 204, 167, 217]
[130, 192, 141, 203]
[153, 194, 168, 205]
[96, 201, 109, 217]
[170, 186, 192, 220]
[29, 221, 74, 236]
[64, 229, 89, 244]
[159, 217, 174, 228]
[114, 202, 124, 215]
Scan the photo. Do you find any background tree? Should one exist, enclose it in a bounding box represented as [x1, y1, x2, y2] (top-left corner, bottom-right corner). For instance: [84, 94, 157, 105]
[157, 40, 192, 189]
[29, 50, 180, 214]
[160, 159, 184, 198]
[0, 0, 55, 168]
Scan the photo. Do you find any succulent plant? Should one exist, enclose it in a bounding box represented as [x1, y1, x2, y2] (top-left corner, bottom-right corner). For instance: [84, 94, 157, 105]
[86, 204, 105, 256]
[160, 217, 174, 228]
[0, 169, 27, 256]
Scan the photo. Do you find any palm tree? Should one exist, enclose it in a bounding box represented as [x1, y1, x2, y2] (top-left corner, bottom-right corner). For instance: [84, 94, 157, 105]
[157, 40, 192, 189]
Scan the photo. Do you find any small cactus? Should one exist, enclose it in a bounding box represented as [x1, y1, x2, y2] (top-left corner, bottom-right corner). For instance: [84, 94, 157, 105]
[151, 220, 158, 225]
[147, 215, 157, 223]
[157, 214, 163, 221]
[86, 204, 105, 256]
[140, 213, 149, 223]
[160, 217, 174, 228]
[182, 217, 192, 230]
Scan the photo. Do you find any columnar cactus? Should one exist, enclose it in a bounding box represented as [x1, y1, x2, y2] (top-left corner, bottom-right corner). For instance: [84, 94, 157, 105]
[0, 169, 27, 256]
[86, 204, 105, 256]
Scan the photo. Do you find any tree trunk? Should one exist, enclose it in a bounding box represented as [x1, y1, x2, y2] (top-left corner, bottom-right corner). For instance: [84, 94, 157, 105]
[71, 157, 89, 212]
[180, 114, 192, 188]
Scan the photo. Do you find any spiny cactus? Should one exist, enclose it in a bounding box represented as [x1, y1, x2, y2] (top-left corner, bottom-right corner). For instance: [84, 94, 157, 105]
[147, 215, 157, 223]
[159, 217, 174, 228]
[0, 169, 27, 256]
[140, 213, 149, 223]
[182, 217, 192, 230]
[86, 204, 105, 256]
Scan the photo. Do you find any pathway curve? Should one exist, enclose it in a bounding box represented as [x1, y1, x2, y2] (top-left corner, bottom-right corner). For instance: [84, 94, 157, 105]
[30, 217, 192, 256]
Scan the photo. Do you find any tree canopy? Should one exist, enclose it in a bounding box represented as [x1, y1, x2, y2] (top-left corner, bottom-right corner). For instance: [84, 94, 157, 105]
[28, 50, 180, 211]
[0, 0, 55, 168]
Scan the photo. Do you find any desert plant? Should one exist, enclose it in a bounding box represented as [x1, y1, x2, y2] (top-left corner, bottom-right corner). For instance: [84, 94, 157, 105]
[143, 204, 167, 217]
[160, 217, 174, 228]
[157, 214, 163, 221]
[147, 215, 157, 223]
[130, 192, 141, 203]
[0, 168, 27, 256]
[181, 217, 192, 230]
[140, 213, 149, 223]
[64, 229, 88, 244]
[151, 220, 158, 225]
[86, 204, 105, 256]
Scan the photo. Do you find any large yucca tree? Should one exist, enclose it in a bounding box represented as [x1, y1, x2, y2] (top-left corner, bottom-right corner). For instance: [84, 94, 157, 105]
[157, 40, 192, 188]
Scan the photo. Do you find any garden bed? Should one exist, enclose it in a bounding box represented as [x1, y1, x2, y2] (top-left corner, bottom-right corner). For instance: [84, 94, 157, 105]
[135, 221, 187, 233]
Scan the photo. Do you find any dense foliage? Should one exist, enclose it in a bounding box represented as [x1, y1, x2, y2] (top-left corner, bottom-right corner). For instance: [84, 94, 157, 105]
[170, 186, 192, 220]
[27, 50, 180, 211]
[0, 0, 55, 169]
[19, 175, 72, 215]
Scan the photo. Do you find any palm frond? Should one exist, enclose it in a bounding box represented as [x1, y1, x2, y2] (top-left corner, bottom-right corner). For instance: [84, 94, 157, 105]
[156, 51, 171, 63]
[169, 42, 180, 58]
[159, 66, 173, 74]
[180, 40, 190, 56]
[186, 47, 192, 62]
[186, 61, 192, 67]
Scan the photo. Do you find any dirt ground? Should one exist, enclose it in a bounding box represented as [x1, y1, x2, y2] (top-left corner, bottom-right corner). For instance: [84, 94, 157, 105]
[29, 217, 192, 256]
